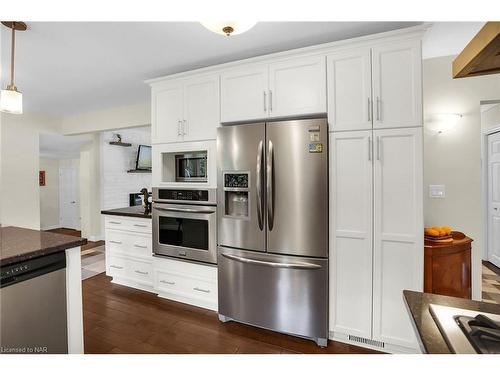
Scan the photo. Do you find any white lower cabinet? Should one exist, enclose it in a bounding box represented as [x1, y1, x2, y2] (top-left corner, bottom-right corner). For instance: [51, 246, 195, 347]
[329, 127, 423, 353]
[154, 258, 218, 311]
[103, 215, 217, 310]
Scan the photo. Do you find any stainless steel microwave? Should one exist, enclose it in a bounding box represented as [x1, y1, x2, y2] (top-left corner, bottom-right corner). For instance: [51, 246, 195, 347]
[175, 152, 207, 183]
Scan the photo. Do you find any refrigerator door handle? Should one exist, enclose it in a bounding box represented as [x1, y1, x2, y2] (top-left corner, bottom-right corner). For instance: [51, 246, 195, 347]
[256, 140, 264, 230]
[221, 252, 322, 270]
[267, 139, 274, 231]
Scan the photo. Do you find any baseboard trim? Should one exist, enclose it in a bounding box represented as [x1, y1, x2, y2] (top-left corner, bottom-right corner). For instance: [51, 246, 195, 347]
[41, 224, 62, 231]
[88, 235, 104, 242]
[329, 331, 421, 354]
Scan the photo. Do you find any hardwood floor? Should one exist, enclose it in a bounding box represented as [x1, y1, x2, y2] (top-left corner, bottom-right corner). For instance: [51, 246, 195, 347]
[45, 228, 105, 251]
[82, 274, 381, 354]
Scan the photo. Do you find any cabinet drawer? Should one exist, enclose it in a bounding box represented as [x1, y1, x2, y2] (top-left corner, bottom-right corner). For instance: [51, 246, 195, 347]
[105, 231, 127, 253]
[155, 270, 187, 293]
[126, 258, 153, 285]
[129, 235, 153, 258]
[184, 277, 217, 300]
[104, 216, 151, 233]
[107, 255, 127, 278]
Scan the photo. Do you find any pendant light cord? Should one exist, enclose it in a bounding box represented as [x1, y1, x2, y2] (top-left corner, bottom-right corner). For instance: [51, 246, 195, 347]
[10, 22, 16, 87]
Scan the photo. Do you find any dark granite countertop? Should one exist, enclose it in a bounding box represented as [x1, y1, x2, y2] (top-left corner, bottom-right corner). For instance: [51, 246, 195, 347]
[0, 226, 87, 266]
[101, 206, 152, 219]
[403, 290, 500, 353]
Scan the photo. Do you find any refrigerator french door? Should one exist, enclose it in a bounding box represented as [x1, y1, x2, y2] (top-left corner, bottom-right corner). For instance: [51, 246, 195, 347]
[217, 118, 328, 346]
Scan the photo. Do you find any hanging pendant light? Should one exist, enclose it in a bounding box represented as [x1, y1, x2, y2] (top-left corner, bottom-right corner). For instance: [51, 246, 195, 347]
[1, 21, 27, 115]
[201, 21, 256, 36]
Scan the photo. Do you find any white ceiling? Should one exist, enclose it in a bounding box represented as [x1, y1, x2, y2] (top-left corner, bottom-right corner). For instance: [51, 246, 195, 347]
[1, 22, 421, 117]
[39, 133, 92, 159]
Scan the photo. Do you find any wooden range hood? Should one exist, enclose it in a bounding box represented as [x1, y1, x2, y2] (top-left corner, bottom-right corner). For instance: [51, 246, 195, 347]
[453, 22, 500, 79]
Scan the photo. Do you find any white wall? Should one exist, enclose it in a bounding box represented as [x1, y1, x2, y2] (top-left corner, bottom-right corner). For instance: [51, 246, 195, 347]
[60, 102, 150, 135]
[423, 55, 500, 300]
[39, 158, 61, 230]
[0, 113, 61, 230]
[101, 126, 152, 210]
[80, 134, 101, 240]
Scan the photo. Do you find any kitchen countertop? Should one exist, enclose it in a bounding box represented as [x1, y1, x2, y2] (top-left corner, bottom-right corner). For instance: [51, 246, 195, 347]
[101, 205, 152, 219]
[403, 290, 500, 353]
[0, 226, 87, 266]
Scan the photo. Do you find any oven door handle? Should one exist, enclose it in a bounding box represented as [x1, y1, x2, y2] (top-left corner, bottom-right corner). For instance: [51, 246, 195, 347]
[221, 252, 322, 270]
[154, 207, 216, 214]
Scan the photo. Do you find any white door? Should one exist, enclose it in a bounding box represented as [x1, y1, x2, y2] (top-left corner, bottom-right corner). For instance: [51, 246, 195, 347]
[220, 65, 268, 123]
[372, 127, 423, 348]
[372, 40, 422, 129]
[488, 131, 500, 267]
[183, 74, 220, 142]
[152, 82, 184, 144]
[327, 48, 373, 131]
[329, 131, 373, 339]
[59, 167, 80, 230]
[269, 55, 326, 118]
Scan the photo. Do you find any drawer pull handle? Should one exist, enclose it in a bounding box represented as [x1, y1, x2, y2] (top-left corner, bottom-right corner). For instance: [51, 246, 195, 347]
[134, 270, 149, 275]
[109, 240, 122, 244]
[109, 221, 122, 225]
[160, 280, 175, 285]
[134, 244, 148, 249]
[110, 265, 123, 269]
[193, 287, 210, 293]
[134, 224, 148, 228]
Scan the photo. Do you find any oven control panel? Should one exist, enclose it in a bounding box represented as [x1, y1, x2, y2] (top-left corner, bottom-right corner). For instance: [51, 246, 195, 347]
[158, 189, 209, 202]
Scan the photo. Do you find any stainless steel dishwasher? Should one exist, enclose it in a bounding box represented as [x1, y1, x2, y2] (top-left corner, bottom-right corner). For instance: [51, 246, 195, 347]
[0, 252, 68, 354]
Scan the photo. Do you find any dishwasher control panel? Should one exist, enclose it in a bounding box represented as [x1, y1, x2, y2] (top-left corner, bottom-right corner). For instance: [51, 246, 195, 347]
[0, 252, 66, 286]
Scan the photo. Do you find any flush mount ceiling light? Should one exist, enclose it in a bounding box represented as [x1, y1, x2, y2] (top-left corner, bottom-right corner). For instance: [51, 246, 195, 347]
[201, 21, 257, 36]
[0, 21, 27, 115]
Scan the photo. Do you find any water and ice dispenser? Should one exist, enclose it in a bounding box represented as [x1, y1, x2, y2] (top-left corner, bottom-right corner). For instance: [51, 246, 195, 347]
[223, 173, 249, 218]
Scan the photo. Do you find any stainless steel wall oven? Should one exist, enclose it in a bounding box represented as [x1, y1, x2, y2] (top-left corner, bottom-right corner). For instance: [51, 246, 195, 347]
[152, 188, 217, 264]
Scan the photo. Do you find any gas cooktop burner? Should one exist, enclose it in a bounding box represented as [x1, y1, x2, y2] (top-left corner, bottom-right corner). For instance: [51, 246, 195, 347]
[430, 304, 500, 354]
[455, 314, 500, 354]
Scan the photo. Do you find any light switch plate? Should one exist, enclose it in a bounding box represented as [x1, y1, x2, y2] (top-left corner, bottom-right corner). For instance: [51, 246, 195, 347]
[429, 185, 445, 198]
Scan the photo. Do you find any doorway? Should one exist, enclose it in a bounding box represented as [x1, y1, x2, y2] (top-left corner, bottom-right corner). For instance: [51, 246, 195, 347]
[59, 166, 81, 230]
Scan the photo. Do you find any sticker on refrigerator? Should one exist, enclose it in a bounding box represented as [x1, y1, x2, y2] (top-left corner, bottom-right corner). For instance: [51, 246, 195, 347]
[308, 143, 323, 153]
[309, 131, 320, 142]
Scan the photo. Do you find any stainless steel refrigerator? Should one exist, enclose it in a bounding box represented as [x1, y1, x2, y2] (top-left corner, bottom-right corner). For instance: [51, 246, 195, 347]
[217, 118, 328, 346]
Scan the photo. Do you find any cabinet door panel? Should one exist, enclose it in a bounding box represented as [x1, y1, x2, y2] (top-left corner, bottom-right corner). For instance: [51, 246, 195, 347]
[329, 131, 373, 338]
[152, 83, 184, 144]
[183, 75, 219, 141]
[372, 127, 423, 348]
[372, 40, 422, 128]
[269, 55, 326, 118]
[220, 65, 268, 123]
[327, 49, 372, 131]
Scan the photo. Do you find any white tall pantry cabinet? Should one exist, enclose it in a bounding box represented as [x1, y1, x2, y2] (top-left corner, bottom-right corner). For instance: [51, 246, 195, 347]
[329, 37, 423, 353]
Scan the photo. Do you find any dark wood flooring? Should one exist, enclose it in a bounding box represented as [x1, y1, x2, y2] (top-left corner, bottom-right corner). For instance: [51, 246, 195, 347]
[45, 228, 105, 251]
[82, 273, 381, 354]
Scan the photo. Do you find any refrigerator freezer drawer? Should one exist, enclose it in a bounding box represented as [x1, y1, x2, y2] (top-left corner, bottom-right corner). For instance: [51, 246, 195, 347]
[217, 246, 328, 341]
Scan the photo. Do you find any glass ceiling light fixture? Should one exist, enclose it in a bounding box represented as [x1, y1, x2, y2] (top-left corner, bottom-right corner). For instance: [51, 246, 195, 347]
[201, 21, 257, 36]
[0, 21, 27, 115]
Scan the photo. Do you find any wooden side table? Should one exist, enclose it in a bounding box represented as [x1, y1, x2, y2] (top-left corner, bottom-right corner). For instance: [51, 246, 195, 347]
[424, 231, 473, 299]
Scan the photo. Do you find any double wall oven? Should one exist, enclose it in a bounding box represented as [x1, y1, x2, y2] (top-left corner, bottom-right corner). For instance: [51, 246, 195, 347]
[152, 188, 217, 264]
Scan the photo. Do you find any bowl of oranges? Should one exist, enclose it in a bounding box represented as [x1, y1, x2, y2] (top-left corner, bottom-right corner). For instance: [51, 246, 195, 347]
[424, 226, 453, 243]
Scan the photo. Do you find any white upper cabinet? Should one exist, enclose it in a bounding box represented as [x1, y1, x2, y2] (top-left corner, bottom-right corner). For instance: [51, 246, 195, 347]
[220, 56, 327, 123]
[327, 39, 422, 132]
[152, 74, 220, 144]
[372, 127, 423, 348]
[268, 55, 326, 118]
[327, 49, 372, 131]
[152, 82, 184, 144]
[183, 75, 220, 142]
[220, 65, 269, 123]
[329, 130, 373, 339]
[372, 40, 422, 129]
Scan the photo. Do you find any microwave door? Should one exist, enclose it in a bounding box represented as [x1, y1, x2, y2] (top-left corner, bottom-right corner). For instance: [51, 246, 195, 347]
[266, 118, 328, 258]
[217, 123, 266, 252]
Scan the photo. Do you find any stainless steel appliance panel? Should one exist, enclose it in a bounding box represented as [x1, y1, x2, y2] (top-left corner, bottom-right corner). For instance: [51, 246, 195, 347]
[218, 246, 328, 340]
[153, 202, 217, 264]
[266, 118, 328, 258]
[217, 124, 266, 252]
[0, 265, 68, 353]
